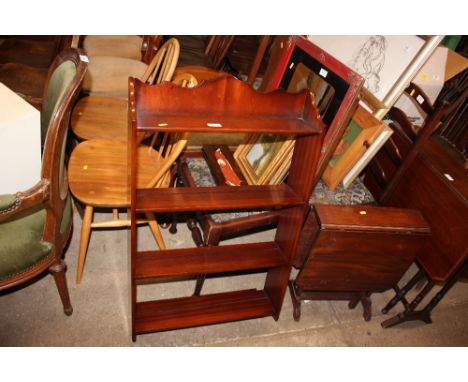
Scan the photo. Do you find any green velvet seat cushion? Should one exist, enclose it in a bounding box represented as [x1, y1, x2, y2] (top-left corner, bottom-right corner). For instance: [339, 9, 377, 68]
[0, 195, 73, 281]
[82, 56, 148, 98]
[83, 35, 143, 60]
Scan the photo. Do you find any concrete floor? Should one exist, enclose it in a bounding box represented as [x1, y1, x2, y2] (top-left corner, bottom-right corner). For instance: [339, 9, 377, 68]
[1, 210, 468, 346]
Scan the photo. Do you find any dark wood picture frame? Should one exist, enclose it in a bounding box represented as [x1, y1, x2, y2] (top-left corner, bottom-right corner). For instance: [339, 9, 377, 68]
[262, 36, 364, 184]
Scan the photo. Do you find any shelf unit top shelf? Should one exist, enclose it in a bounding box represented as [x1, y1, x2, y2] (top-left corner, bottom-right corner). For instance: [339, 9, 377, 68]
[129, 76, 325, 136]
[135, 184, 304, 213]
[135, 114, 322, 135]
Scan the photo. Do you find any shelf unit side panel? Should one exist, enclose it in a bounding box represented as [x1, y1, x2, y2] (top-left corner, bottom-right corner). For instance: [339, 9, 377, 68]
[129, 78, 139, 340]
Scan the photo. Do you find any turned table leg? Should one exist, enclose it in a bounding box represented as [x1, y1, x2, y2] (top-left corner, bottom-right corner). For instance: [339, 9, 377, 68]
[288, 280, 302, 322]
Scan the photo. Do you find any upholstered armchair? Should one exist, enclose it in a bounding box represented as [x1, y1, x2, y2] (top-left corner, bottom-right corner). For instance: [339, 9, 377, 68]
[0, 48, 87, 315]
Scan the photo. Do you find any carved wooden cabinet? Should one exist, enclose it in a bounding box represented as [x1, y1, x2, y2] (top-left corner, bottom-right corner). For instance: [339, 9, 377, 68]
[128, 76, 324, 340]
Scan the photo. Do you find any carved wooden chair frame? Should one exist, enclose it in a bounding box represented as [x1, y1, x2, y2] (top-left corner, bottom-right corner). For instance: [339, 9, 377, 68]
[0, 48, 87, 314]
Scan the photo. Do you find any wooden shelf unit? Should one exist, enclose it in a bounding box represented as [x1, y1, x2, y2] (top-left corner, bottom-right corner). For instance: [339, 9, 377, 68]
[129, 76, 324, 340]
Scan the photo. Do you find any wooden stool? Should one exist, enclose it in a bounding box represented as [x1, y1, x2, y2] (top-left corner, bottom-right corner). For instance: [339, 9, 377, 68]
[290, 204, 430, 321]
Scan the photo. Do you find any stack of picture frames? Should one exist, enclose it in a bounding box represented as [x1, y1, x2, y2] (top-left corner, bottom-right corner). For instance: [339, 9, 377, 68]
[233, 134, 295, 185]
[305, 35, 443, 189]
[221, 35, 442, 190]
[241, 35, 365, 188]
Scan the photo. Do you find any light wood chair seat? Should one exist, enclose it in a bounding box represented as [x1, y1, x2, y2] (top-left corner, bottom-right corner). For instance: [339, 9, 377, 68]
[71, 75, 198, 142]
[71, 73, 193, 142]
[83, 35, 143, 60]
[82, 56, 148, 98]
[69, 140, 167, 207]
[82, 38, 179, 98]
[71, 96, 128, 140]
[71, 38, 180, 141]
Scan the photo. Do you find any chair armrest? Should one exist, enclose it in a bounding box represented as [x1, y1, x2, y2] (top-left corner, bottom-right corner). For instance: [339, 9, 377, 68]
[0, 180, 49, 222]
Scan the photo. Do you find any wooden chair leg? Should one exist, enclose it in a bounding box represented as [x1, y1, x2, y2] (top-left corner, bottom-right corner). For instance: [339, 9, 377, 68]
[169, 174, 184, 234]
[146, 213, 166, 250]
[49, 259, 73, 316]
[193, 275, 206, 296]
[187, 217, 204, 247]
[192, 229, 221, 296]
[76, 205, 93, 284]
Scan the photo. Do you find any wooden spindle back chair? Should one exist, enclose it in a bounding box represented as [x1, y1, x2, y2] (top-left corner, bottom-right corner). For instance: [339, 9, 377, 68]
[68, 75, 192, 284]
[71, 38, 180, 142]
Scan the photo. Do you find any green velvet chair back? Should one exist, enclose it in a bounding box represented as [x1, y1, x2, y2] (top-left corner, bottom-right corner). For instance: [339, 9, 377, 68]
[40, 48, 88, 250]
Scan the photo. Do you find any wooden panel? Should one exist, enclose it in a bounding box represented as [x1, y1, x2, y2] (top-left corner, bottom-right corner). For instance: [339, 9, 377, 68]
[314, 204, 430, 234]
[296, 230, 424, 292]
[134, 289, 274, 334]
[135, 241, 287, 280]
[385, 141, 467, 280]
[135, 184, 303, 213]
[420, 138, 468, 198]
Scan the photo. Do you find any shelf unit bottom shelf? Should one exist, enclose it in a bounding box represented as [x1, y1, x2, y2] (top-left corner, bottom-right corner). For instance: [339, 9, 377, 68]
[134, 289, 275, 334]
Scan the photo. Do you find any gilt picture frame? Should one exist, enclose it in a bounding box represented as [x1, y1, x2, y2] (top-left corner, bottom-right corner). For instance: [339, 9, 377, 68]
[234, 134, 295, 185]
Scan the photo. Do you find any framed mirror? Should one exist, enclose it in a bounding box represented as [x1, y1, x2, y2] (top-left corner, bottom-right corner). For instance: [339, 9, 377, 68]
[262, 36, 365, 183]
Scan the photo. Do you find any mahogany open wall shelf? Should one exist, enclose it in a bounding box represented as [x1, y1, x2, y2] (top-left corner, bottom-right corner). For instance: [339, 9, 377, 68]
[128, 76, 324, 340]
